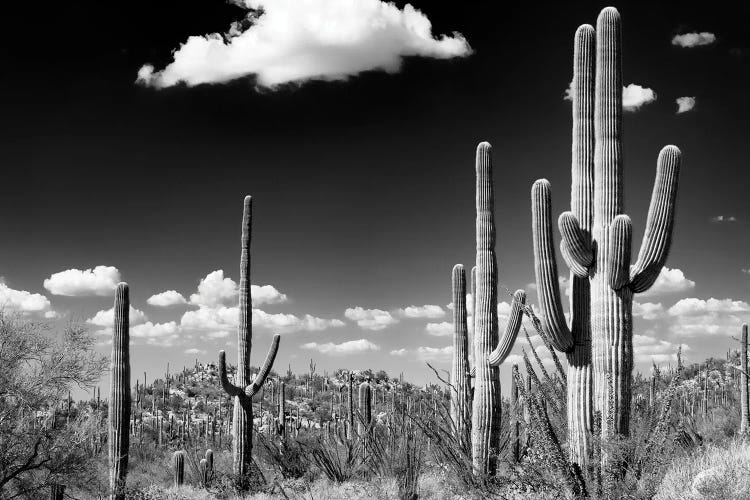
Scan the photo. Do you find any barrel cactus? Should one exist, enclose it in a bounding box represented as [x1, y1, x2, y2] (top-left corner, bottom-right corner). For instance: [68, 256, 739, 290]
[471, 142, 525, 475]
[530, 7, 681, 465]
[108, 283, 131, 499]
[218, 196, 281, 479]
[450, 264, 471, 450]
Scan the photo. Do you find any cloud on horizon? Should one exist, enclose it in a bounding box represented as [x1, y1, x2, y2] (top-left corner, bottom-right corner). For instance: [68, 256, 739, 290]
[301, 339, 380, 355]
[672, 32, 716, 48]
[137, 0, 472, 89]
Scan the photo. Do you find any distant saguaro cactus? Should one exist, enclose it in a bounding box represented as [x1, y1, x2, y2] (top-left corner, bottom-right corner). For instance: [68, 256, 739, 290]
[741, 324, 749, 434]
[471, 142, 525, 476]
[204, 449, 214, 485]
[278, 381, 286, 438]
[450, 264, 471, 450]
[218, 196, 281, 480]
[348, 373, 354, 439]
[173, 450, 185, 487]
[358, 380, 372, 435]
[108, 283, 131, 499]
[530, 7, 681, 466]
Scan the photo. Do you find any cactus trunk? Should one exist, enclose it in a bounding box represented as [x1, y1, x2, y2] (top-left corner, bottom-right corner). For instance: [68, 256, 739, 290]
[741, 324, 749, 434]
[450, 264, 471, 451]
[173, 450, 185, 487]
[108, 283, 131, 500]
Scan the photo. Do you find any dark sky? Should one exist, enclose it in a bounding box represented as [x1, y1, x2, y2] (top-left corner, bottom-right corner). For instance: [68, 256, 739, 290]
[1, 0, 748, 391]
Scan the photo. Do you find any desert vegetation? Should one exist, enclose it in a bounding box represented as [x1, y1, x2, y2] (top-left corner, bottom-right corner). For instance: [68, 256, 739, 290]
[2, 6, 747, 500]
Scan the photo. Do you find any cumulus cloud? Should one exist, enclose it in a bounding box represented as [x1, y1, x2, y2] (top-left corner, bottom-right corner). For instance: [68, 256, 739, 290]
[672, 32, 716, 48]
[185, 348, 206, 355]
[712, 215, 737, 223]
[132, 321, 180, 346]
[633, 301, 666, 320]
[622, 84, 657, 111]
[180, 304, 343, 335]
[345, 307, 398, 331]
[0, 282, 51, 313]
[43, 266, 121, 296]
[633, 334, 686, 363]
[254, 309, 345, 333]
[416, 345, 453, 362]
[668, 297, 750, 336]
[147, 290, 187, 307]
[301, 339, 380, 355]
[188, 270, 287, 307]
[87, 306, 148, 328]
[137, 0, 472, 89]
[676, 96, 696, 114]
[425, 321, 452, 337]
[398, 304, 445, 319]
[639, 267, 695, 297]
[390, 348, 408, 357]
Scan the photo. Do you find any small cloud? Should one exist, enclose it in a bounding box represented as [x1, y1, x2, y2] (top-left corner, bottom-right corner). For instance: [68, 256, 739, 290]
[147, 290, 187, 307]
[345, 306, 398, 331]
[634, 334, 687, 363]
[639, 267, 696, 297]
[425, 322, 452, 337]
[676, 96, 696, 114]
[633, 301, 666, 320]
[0, 281, 52, 314]
[138, 0, 472, 89]
[563, 80, 573, 101]
[43, 266, 121, 297]
[301, 339, 380, 356]
[743, 269, 750, 275]
[87, 306, 148, 328]
[390, 348, 408, 357]
[185, 348, 206, 355]
[188, 270, 288, 307]
[672, 32, 716, 48]
[132, 321, 180, 346]
[712, 215, 737, 223]
[398, 304, 445, 319]
[623, 84, 657, 112]
[416, 345, 453, 362]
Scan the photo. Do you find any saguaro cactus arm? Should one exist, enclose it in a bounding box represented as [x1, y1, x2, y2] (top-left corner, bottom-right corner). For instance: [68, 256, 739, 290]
[629, 146, 682, 293]
[488, 290, 526, 367]
[608, 215, 632, 290]
[531, 179, 574, 353]
[246, 334, 281, 397]
[558, 212, 593, 275]
[218, 351, 243, 398]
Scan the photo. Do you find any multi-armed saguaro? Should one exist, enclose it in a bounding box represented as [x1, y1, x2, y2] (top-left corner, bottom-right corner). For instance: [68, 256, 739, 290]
[450, 264, 471, 450]
[218, 196, 281, 479]
[109, 283, 131, 500]
[531, 7, 681, 465]
[470, 142, 525, 475]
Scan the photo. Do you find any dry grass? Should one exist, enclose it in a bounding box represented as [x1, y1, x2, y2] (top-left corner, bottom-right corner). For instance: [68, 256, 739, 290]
[655, 439, 750, 500]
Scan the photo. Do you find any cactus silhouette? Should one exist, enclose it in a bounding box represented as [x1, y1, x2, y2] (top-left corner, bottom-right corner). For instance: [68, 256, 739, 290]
[218, 196, 281, 479]
[450, 264, 471, 450]
[470, 142, 525, 475]
[108, 283, 131, 499]
[531, 7, 681, 465]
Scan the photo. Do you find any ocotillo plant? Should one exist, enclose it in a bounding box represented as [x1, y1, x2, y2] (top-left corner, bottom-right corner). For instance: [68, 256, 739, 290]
[218, 196, 281, 480]
[741, 324, 749, 434]
[450, 264, 471, 450]
[173, 450, 185, 487]
[471, 142, 525, 475]
[109, 283, 131, 499]
[530, 7, 681, 464]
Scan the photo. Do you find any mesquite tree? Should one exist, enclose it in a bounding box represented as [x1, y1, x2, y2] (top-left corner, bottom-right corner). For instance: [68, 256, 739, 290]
[218, 196, 281, 479]
[531, 7, 681, 466]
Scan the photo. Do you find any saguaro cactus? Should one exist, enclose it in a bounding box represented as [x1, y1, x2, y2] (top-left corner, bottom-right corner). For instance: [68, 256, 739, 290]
[450, 264, 471, 450]
[358, 380, 372, 434]
[470, 142, 525, 475]
[173, 450, 185, 487]
[218, 196, 281, 479]
[109, 283, 131, 499]
[741, 324, 749, 434]
[531, 7, 681, 464]
[278, 381, 286, 438]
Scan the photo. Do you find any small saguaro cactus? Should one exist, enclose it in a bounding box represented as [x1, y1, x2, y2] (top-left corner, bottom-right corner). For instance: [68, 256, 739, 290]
[173, 450, 185, 487]
[358, 380, 372, 435]
[741, 324, 749, 434]
[471, 142, 525, 476]
[531, 7, 681, 465]
[218, 196, 281, 479]
[348, 373, 354, 439]
[109, 283, 131, 500]
[278, 381, 286, 438]
[450, 264, 471, 450]
[205, 449, 214, 483]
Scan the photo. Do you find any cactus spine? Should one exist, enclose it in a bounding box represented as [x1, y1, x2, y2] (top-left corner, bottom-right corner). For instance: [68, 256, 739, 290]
[741, 324, 749, 434]
[470, 142, 524, 475]
[173, 450, 185, 487]
[108, 283, 131, 499]
[450, 264, 471, 450]
[218, 196, 281, 479]
[531, 7, 681, 465]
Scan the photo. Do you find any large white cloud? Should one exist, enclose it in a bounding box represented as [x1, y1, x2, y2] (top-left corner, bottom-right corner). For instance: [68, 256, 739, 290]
[639, 267, 695, 297]
[301, 339, 380, 355]
[0, 282, 51, 313]
[672, 32, 716, 48]
[132, 321, 180, 346]
[633, 334, 687, 363]
[667, 297, 750, 336]
[87, 306, 148, 327]
[622, 84, 657, 112]
[188, 270, 288, 307]
[147, 290, 187, 307]
[345, 306, 398, 331]
[43, 266, 121, 297]
[137, 0, 471, 89]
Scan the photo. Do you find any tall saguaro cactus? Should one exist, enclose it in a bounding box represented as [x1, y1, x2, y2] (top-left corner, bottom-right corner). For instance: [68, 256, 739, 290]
[218, 196, 281, 480]
[450, 264, 471, 450]
[531, 7, 681, 464]
[109, 283, 131, 499]
[741, 324, 749, 435]
[471, 142, 525, 475]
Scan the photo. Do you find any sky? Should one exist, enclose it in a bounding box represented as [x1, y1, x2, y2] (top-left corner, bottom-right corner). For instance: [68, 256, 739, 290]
[1, 0, 749, 396]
